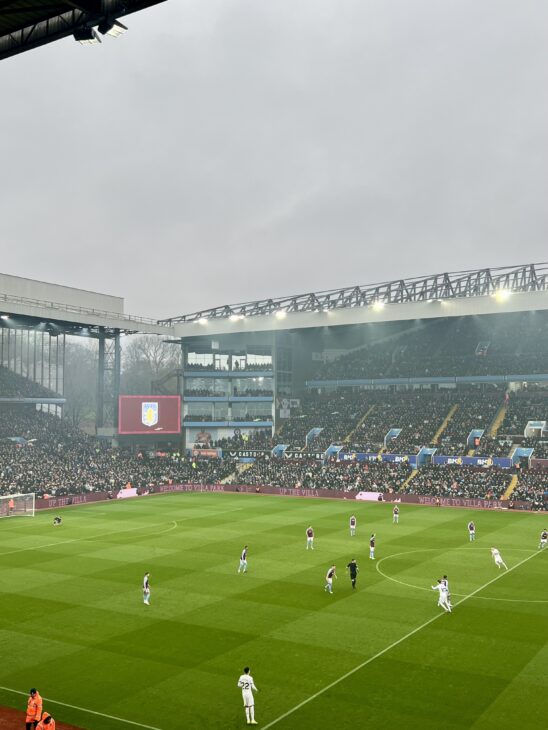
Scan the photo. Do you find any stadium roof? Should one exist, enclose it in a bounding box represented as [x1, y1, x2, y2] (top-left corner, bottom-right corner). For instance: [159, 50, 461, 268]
[163, 262, 548, 338]
[160, 263, 548, 324]
[0, 0, 166, 61]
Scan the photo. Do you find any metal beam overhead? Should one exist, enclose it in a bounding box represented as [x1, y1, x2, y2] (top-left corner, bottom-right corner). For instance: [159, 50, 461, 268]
[159, 263, 548, 325]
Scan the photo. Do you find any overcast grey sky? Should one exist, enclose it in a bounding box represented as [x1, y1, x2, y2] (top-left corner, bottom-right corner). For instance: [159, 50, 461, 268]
[1, 0, 547, 318]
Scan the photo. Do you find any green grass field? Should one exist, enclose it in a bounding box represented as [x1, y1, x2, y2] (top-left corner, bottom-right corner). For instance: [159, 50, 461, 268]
[0, 493, 546, 730]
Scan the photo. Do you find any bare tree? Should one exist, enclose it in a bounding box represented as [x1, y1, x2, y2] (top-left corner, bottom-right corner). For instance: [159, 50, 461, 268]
[122, 335, 180, 394]
[63, 339, 97, 427]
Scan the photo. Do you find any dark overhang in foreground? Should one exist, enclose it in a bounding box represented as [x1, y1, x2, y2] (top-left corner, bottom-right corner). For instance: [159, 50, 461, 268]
[0, 0, 167, 61]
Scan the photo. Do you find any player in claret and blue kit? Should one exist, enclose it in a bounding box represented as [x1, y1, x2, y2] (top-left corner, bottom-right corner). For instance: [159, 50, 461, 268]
[324, 565, 337, 594]
[468, 520, 476, 541]
[369, 533, 376, 559]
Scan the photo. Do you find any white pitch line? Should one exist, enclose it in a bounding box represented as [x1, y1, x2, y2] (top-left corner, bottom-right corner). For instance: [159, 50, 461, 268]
[0, 685, 165, 730]
[375, 546, 548, 603]
[261, 548, 543, 729]
[0, 520, 178, 559]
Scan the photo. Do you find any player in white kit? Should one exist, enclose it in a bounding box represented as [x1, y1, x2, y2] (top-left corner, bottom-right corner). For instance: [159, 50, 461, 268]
[237, 667, 258, 725]
[441, 574, 452, 609]
[143, 572, 150, 605]
[431, 579, 452, 612]
[349, 515, 356, 537]
[238, 546, 248, 573]
[539, 530, 547, 549]
[491, 547, 508, 570]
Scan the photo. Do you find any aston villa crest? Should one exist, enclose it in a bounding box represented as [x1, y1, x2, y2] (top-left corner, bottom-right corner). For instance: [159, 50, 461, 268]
[142, 401, 159, 428]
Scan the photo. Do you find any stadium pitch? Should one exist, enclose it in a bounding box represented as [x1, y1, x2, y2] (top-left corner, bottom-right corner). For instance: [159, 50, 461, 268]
[0, 493, 546, 729]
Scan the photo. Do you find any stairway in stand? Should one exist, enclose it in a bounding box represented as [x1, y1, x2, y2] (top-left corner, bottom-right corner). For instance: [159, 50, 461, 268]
[502, 474, 519, 501]
[344, 404, 376, 444]
[400, 470, 419, 490]
[432, 404, 459, 444]
[489, 402, 508, 437]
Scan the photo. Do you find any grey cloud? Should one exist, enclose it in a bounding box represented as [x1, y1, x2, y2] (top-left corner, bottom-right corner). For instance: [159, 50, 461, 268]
[1, 0, 547, 317]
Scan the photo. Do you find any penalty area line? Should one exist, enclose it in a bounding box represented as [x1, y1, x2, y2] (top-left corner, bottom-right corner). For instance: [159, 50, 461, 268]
[261, 547, 543, 729]
[0, 686, 165, 730]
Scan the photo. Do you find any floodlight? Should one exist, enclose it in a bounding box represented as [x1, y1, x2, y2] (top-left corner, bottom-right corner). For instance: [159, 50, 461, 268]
[198, 317, 208, 325]
[275, 310, 287, 319]
[372, 301, 385, 311]
[0, 314, 9, 320]
[73, 27, 101, 44]
[98, 19, 128, 38]
[493, 289, 512, 303]
[229, 315, 239, 322]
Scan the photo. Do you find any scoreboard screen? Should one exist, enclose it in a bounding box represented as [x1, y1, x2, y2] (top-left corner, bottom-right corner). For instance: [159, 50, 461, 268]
[118, 395, 181, 435]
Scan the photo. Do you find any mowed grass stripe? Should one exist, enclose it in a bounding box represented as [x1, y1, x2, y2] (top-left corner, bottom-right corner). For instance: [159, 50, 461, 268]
[0, 494, 546, 730]
[261, 547, 546, 729]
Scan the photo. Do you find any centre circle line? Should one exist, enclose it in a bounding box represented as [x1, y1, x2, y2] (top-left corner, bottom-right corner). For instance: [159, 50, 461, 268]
[375, 547, 547, 604]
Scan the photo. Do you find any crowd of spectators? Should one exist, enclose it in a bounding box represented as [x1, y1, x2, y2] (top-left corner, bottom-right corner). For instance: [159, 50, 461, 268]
[185, 361, 273, 372]
[0, 366, 58, 398]
[239, 458, 411, 492]
[314, 313, 548, 381]
[500, 390, 548, 434]
[215, 429, 273, 450]
[473, 436, 513, 457]
[520, 438, 548, 458]
[402, 464, 513, 499]
[183, 414, 273, 422]
[349, 392, 454, 453]
[0, 406, 234, 497]
[184, 388, 273, 398]
[438, 393, 502, 455]
[513, 470, 548, 510]
[276, 393, 368, 449]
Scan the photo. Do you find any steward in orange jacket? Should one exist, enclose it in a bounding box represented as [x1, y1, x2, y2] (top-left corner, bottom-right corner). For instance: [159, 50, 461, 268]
[36, 711, 55, 729]
[25, 688, 42, 729]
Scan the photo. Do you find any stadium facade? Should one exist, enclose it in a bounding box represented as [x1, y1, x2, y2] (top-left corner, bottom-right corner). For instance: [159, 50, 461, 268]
[2, 264, 548, 456]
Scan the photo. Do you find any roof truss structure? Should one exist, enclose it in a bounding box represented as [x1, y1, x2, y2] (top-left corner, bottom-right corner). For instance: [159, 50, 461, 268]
[159, 263, 548, 324]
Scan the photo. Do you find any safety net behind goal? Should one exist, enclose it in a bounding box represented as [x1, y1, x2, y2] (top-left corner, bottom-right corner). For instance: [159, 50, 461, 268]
[0, 493, 35, 518]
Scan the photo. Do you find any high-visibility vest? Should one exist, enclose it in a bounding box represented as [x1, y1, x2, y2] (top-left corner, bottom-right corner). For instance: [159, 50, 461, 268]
[26, 693, 42, 722]
[37, 712, 56, 730]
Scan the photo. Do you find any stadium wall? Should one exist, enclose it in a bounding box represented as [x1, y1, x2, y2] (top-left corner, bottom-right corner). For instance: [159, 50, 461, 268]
[0, 272, 124, 314]
[34, 484, 541, 512]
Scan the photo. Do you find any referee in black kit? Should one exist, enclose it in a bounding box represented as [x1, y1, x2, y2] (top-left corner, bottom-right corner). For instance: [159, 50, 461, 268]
[346, 558, 359, 589]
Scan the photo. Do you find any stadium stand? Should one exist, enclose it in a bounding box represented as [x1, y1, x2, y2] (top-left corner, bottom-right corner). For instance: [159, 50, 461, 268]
[401, 464, 514, 499]
[512, 470, 548, 510]
[0, 365, 59, 398]
[437, 392, 503, 455]
[500, 389, 548, 434]
[215, 430, 274, 450]
[0, 406, 234, 496]
[239, 458, 412, 492]
[314, 313, 548, 380]
[276, 393, 369, 450]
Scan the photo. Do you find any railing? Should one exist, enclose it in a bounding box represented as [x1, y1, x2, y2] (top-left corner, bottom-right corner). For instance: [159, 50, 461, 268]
[0, 292, 172, 328]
